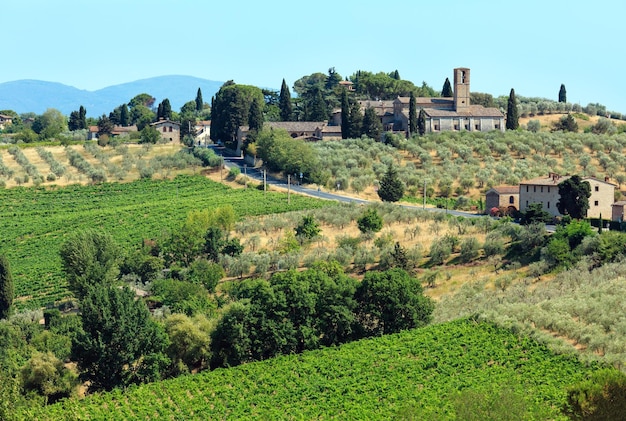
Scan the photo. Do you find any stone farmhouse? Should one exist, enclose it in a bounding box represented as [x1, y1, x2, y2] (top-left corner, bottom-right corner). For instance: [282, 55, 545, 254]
[150, 119, 181, 144]
[485, 186, 520, 215]
[519, 173, 615, 219]
[236, 121, 342, 154]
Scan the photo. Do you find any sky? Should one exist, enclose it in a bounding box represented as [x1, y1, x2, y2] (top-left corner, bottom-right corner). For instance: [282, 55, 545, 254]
[2, 0, 626, 112]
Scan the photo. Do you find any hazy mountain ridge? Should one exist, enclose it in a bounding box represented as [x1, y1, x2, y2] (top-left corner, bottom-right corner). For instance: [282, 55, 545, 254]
[0, 76, 224, 117]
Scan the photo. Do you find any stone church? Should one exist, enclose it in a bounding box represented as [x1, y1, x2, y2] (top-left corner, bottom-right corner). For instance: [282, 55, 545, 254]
[348, 68, 505, 134]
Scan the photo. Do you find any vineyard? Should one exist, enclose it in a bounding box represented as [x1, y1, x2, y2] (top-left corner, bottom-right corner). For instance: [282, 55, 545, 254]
[24, 319, 599, 420]
[0, 174, 330, 309]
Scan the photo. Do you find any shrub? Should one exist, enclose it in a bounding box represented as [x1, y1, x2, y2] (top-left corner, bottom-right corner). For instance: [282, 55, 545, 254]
[564, 369, 626, 420]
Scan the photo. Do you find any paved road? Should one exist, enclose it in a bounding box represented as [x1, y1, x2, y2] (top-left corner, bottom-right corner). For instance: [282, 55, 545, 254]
[211, 146, 483, 219]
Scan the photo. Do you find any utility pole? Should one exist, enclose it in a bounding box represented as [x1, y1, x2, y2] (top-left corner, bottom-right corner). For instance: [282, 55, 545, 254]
[244, 164, 247, 189]
[263, 169, 267, 196]
[423, 180, 426, 209]
[288, 174, 291, 204]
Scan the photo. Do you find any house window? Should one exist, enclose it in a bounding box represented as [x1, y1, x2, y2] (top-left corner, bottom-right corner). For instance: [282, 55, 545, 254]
[595, 200, 599, 206]
[548, 187, 550, 193]
[433, 119, 440, 131]
[465, 124, 470, 130]
[595, 186, 599, 192]
[163, 127, 166, 132]
[475, 124, 480, 130]
[526, 200, 528, 207]
[541, 186, 543, 193]
[454, 123, 459, 130]
[526, 186, 529, 192]
[533, 186, 536, 193]
[547, 202, 550, 209]
[169, 126, 173, 132]
[509, 196, 514, 204]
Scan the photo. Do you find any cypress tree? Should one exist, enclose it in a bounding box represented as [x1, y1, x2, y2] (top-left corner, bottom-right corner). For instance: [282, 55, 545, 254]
[417, 108, 426, 136]
[161, 99, 172, 120]
[347, 98, 363, 139]
[559, 84, 567, 103]
[409, 92, 417, 136]
[196, 88, 203, 112]
[362, 107, 382, 140]
[119, 104, 129, 127]
[279, 79, 293, 121]
[308, 87, 328, 121]
[340, 88, 349, 139]
[248, 97, 263, 132]
[441, 77, 453, 97]
[0, 255, 13, 320]
[506, 88, 519, 130]
[79, 105, 87, 129]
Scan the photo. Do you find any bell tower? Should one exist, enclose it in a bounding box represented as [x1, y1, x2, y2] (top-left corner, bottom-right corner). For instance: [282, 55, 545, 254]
[454, 68, 470, 111]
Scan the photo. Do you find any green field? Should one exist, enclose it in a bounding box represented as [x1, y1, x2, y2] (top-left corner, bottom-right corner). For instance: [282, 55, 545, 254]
[24, 319, 598, 420]
[0, 175, 330, 309]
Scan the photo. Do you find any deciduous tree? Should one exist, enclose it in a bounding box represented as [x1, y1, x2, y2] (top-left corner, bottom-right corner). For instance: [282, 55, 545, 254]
[72, 284, 169, 392]
[59, 230, 120, 299]
[557, 175, 591, 219]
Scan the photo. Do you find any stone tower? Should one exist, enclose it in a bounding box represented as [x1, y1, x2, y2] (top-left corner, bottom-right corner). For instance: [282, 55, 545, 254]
[454, 68, 470, 111]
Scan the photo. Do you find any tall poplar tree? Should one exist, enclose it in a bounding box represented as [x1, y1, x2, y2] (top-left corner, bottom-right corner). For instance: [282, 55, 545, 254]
[196, 88, 203, 112]
[559, 84, 567, 103]
[441, 77, 453, 97]
[279, 79, 293, 121]
[506, 88, 519, 130]
[0, 255, 13, 320]
[408, 92, 417, 136]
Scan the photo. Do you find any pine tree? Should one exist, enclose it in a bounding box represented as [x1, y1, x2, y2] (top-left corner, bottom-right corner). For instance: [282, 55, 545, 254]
[196, 88, 203, 112]
[0, 255, 13, 320]
[559, 84, 567, 103]
[417, 108, 426, 136]
[506, 88, 519, 130]
[248, 97, 263, 132]
[441, 77, 453, 97]
[279, 79, 293, 121]
[378, 164, 404, 202]
[408, 92, 417, 136]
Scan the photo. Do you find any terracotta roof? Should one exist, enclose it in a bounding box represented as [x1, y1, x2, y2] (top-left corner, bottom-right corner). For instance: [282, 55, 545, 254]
[265, 121, 325, 132]
[521, 175, 615, 187]
[612, 201, 626, 206]
[425, 105, 503, 118]
[150, 119, 180, 127]
[488, 186, 519, 194]
[111, 125, 137, 134]
[0, 114, 13, 119]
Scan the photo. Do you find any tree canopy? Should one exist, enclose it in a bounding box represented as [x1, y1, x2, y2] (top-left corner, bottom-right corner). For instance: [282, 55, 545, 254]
[0, 255, 13, 320]
[378, 164, 404, 202]
[210, 82, 264, 147]
[557, 175, 591, 219]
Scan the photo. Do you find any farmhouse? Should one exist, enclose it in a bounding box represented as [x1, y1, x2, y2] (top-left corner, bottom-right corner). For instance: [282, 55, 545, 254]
[87, 125, 138, 140]
[150, 119, 181, 144]
[0, 114, 13, 130]
[519, 173, 615, 219]
[485, 186, 519, 215]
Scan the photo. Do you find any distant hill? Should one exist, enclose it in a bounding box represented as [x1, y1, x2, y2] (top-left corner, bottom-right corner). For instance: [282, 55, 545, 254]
[0, 76, 225, 117]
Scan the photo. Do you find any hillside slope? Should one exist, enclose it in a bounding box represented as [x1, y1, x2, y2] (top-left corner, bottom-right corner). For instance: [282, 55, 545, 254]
[27, 319, 598, 420]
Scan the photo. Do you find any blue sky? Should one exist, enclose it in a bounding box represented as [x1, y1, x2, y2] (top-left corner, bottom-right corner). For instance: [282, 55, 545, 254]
[2, 0, 625, 112]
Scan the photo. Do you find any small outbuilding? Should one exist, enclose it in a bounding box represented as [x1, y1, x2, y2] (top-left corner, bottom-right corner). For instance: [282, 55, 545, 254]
[485, 186, 519, 215]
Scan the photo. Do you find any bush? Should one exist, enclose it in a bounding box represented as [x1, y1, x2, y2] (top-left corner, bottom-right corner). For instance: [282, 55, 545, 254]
[357, 208, 383, 234]
[564, 369, 626, 420]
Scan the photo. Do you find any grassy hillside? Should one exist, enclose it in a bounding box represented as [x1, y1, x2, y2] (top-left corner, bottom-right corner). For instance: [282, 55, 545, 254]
[25, 319, 599, 420]
[0, 174, 330, 309]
